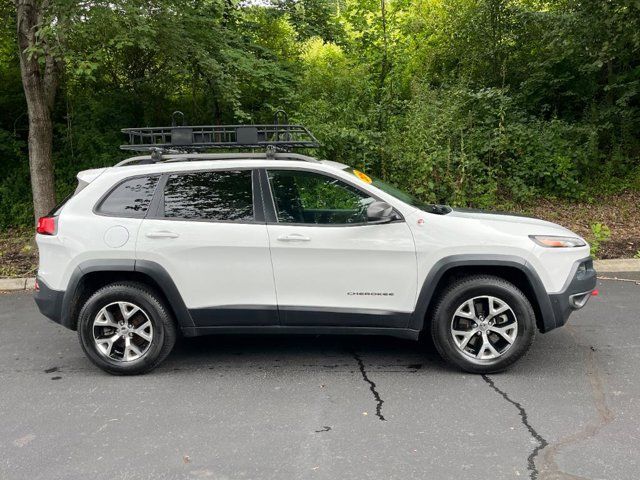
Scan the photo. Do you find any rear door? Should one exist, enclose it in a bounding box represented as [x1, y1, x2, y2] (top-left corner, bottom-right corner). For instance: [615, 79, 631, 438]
[262, 168, 417, 328]
[136, 168, 278, 327]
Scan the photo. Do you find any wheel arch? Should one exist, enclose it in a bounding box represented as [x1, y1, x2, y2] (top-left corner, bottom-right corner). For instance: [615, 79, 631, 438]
[62, 260, 195, 334]
[410, 255, 557, 333]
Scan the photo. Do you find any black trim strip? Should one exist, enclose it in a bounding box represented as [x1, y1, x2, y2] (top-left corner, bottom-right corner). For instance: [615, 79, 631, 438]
[190, 305, 278, 327]
[187, 304, 410, 329]
[146, 173, 168, 219]
[189, 326, 420, 341]
[258, 168, 278, 223]
[252, 169, 266, 223]
[279, 306, 410, 328]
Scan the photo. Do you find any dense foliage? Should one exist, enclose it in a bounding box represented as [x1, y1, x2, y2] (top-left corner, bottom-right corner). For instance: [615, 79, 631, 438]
[1, 0, 639, 227]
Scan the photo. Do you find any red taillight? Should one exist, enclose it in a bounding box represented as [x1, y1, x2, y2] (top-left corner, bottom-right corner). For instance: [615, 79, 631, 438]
[36, 216, 56, 235]
[591, 289, 599, 296]
[34, 279, 40, 291]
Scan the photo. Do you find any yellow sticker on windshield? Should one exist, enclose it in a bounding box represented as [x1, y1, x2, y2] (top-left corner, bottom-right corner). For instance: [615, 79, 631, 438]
[353, 169, 372, 184]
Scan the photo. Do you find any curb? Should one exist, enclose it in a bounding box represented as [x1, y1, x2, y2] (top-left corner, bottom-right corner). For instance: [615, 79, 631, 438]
[0, 277, 36, 292]
[1, 258, 639, 292]
[593, 258, 640, 273]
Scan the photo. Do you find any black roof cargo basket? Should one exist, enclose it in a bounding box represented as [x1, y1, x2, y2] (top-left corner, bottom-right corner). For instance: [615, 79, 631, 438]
[120, 110, 319, 155]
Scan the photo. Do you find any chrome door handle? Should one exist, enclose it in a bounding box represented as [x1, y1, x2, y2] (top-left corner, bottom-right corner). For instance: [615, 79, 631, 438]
[145, 230, 180, 239]
[277, 233, 311, 242]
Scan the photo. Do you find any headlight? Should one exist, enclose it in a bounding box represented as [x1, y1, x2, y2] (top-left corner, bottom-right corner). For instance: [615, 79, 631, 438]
[529, 235, 586, 248]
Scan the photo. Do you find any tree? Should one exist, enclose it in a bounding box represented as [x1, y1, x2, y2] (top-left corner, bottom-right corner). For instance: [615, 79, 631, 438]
[15, 0, 62, 221]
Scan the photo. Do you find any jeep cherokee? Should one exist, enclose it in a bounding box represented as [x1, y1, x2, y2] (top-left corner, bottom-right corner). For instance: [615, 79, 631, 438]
[33, 121, 597, 374]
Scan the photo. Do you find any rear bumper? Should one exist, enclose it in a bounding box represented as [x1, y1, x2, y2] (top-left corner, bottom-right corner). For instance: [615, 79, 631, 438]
[33, 277, 67, 328]
[547, 258, 597, 330]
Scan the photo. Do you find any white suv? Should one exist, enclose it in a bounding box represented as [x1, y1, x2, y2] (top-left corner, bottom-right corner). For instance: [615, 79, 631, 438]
[34, 125, 597, 375]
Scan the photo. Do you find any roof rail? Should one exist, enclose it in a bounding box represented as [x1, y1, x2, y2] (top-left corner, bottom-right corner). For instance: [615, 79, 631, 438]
[114, 151, 321, 167]
[120, 111, 320, 160]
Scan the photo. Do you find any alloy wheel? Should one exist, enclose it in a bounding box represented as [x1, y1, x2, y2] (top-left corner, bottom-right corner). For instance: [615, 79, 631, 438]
[92, 301, 154, 362]
[450, 295, 518, 360]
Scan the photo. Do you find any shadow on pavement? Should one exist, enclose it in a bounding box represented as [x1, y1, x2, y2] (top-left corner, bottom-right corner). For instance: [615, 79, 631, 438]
[164, 333, 449, 372]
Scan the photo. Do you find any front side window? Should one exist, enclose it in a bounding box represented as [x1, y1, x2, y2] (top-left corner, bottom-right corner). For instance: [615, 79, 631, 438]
[163, 170, 254, 222]
[267, 170, 375, 224]
[98, 175, 159, 217]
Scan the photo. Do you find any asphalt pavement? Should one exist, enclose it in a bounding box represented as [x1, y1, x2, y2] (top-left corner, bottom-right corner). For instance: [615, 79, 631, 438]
[1, 277, 639, 480]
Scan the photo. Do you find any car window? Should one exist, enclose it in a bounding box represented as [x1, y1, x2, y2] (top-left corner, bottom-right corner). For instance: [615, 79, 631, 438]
[267, 170, 375, 224]
[163, 170, 254, 222]
[98, 175, 160, 217]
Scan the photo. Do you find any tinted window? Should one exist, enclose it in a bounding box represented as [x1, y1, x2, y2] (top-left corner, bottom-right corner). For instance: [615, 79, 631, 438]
[343, 168, 451, 215]
[267, 170, 374, 224]
[98, 176, 159, 217]
[163, 170, 254, 222]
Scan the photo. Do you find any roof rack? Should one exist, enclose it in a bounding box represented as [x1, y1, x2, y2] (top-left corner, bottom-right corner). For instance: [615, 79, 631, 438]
[120, 110, 320, 162]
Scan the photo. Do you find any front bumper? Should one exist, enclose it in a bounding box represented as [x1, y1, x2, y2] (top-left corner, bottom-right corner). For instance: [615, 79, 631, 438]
[547, 258, 597, 329]
[34, 277, 66, 327]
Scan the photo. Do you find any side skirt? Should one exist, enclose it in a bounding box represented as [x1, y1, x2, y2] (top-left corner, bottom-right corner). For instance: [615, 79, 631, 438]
[183, 325, 420, 341]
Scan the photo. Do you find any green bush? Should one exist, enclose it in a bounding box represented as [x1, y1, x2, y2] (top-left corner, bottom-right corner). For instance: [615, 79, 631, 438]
[0, 129, 31, 227]
[384, 85, 600, 207]
[589, 223, 612, 258]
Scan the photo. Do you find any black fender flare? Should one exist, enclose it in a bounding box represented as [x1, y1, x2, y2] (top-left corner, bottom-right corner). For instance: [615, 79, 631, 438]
[408, 254, 557, 333]
[62, 259, 196, 334]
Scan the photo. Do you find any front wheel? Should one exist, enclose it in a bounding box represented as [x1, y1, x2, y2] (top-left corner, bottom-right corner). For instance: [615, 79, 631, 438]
[77, 282, 177, 375]
[430, 275, 536, 373]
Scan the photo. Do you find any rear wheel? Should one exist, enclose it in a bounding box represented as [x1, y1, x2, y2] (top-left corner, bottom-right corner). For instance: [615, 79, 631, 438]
[430, 275, 536, 373]
[77, 282, 177, 375]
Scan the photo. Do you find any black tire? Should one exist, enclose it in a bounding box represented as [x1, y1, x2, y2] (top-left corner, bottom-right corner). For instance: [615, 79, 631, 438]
[77, 281, 177, 375]
[430, 275, 536, 374]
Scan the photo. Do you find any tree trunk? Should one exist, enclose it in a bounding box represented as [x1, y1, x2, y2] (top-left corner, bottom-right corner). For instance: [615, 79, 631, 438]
[15, 0, 59, 222]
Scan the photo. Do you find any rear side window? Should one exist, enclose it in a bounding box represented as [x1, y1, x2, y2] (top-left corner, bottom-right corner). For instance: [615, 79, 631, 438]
[97, 176, 160, 217]
[162, 170, 254, 222]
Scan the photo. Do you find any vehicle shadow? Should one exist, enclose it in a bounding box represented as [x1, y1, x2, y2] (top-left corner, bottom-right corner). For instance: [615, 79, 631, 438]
[161, 333, 450, 373]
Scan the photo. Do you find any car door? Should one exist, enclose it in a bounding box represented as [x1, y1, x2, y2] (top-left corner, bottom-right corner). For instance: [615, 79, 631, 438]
[136, 168, 278, 327]
[262, 168, 417, 328]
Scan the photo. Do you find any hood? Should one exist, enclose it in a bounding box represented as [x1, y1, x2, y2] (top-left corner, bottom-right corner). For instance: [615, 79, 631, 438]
[446, 207, 576, 236]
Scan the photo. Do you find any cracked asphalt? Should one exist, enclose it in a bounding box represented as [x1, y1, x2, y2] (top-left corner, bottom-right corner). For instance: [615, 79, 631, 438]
[1, 277, 639, 480]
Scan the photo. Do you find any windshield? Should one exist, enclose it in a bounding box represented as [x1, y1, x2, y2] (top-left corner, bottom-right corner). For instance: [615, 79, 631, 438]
[343, 168, 451, 215]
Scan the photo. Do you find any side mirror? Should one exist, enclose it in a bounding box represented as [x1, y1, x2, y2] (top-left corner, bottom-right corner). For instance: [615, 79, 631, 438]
[366, 200, 397, 223]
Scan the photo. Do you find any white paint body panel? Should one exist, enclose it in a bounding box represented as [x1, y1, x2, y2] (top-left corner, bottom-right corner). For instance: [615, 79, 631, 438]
[36, 175, 143, 290]
[136, 219, 276, 309]
[267, 222, 417, 312]
[405, 208, 590, 295]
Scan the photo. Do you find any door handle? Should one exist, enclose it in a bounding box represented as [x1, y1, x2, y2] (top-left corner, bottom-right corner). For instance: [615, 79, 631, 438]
[277, 233, 311, 242]
[145, 230, 180, 239]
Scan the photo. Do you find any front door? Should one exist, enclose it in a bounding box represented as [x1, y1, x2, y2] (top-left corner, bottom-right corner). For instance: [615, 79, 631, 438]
[263, 168, 417, 328]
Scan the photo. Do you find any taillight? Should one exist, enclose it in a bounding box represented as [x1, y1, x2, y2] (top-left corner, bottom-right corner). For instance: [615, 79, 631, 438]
[36, 216, 57, 235]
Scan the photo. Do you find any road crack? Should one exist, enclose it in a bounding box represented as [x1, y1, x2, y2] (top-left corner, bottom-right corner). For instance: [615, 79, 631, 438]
[352, 352, 386, 421]
[482, 375, 547, 480]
